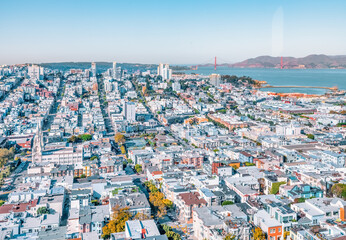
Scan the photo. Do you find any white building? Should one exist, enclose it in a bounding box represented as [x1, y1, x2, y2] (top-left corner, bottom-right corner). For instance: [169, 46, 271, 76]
[28, 65, 44, 80]
[91, 62, 97, 77]
[157, 63, 172, 80]
[172, 81, 181, 92]
[209, 74, 221, 87]
[124, 102, 136, 122]
[112, 61, 117, 79]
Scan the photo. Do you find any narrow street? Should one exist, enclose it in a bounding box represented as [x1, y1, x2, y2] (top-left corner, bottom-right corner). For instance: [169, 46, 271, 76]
[43, 77, 65, 132]
[97, 76, 114, 135]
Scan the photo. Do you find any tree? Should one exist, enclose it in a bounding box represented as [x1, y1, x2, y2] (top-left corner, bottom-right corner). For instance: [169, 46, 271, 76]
[160, 224, 181, 240]
[294, 197, 306, 203]
[67, 135, 78, 143]
[0, 147, 15, 168]
[135, 164, 142, 173]
[270, 181, 286, 194]
[162, 199, 173, 209]
[331, 183, 346, 199]
[37, 206, 49, 215]
[306, 134, 315, 140]
[252, 227, 265, 240]
[133, 212, 150, 221]
[120, 145, 126, 154]
[221, 200, 234, 206]
[91, 199, 99, 206]
[79, 134, 92, 141]
[0, 200, 5, 206]
[224, 233, 236, 240]
[145, 181, 171, 218]
[90, 156, 98, 161]
[114, 133, 125, 145]
[102, 206, 131, 239]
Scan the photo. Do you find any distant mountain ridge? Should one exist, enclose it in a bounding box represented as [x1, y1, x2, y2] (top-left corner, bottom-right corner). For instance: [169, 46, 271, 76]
[198, 55, 346, 69]
[228, 54, 346, 69]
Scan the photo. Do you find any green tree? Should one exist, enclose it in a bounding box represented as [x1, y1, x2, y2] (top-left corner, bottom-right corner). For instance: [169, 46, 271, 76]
[135, 164, 142, 173]
[221, 200, 234, 206]
[79, 134, 92, 141]
[37, 207, 49, 215]
[0, 200, 5, 206]
[90, 156, 98, 161]
[306, 134, 315, 140]
[270, 181, 286, 194]
[160, 224, 181, 240]
[91, 200, 99, 206]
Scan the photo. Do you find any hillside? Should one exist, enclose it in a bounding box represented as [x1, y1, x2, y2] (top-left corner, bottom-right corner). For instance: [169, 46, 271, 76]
[228, 54, 346, 69]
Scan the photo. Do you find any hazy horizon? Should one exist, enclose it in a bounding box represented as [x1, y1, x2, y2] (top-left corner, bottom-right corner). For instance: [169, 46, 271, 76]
[1, 0, 346, 65]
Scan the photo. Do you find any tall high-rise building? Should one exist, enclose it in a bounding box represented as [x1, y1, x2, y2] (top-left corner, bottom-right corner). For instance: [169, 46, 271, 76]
[112, 61, 117, 79]
[116, 66, 122, 79]
[210, 74, 222, 87]
[28, 65, 44, 80]
[91, 62, 97, 77]
[124, 102, 136, 122]
[157, 63, 172, 80]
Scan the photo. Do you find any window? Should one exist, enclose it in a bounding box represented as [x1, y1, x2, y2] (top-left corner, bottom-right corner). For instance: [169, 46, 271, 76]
[270, 228, 276, 233]
[278, 228, 281, 232]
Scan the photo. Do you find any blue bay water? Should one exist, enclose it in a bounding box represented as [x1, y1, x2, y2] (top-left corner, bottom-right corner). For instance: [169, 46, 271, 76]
[183, 67, 346, 94]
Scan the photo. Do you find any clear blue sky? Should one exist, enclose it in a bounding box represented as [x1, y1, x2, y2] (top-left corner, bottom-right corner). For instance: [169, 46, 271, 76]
[1, 0, 346, 65]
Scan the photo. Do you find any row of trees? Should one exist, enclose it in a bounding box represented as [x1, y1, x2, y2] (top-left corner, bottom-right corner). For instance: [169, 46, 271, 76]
[68, 134, 92, 143]
[144, 181, 173, 218]
[114, 133, 126, 154]
[161, 224, 181, 240]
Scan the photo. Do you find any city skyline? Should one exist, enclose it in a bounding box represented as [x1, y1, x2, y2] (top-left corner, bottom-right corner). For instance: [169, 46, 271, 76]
[1, 0, 346, 65]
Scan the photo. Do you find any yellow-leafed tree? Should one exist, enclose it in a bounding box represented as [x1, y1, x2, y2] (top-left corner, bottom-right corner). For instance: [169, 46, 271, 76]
[102, 205, 131, 239]
[252, 227, 266, 240]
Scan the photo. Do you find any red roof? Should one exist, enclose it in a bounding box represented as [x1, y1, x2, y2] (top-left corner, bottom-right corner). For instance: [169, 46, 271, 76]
[178, 192, 207, 206]
[0, 199, 38, 214]
[152, 171, 163, 175]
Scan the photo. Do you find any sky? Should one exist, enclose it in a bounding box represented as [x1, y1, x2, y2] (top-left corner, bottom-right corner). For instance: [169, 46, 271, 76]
[1, 0, 346, 65]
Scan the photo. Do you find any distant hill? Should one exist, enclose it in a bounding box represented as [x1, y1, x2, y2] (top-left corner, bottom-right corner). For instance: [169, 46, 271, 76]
[227, 54, 346, 69]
